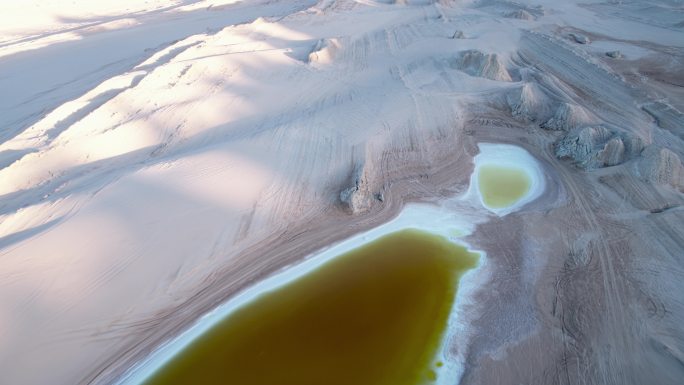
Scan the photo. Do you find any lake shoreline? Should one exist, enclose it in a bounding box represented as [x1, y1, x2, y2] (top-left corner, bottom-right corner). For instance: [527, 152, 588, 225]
[118, 143, 545, 385]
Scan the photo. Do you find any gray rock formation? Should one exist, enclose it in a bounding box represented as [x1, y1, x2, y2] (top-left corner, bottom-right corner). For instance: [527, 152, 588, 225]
[622, 133, 645, 157]
[556, 126, 610, 166]
[507, 82, 554, 122]
[504, 9, 535, 20]
[541, 102, 594, 131]
[636, 146, 684, 190]
[340, 164, 373, 214]
[597, 136, 626, 167]
[307, 38, 340, 65]
[451, 30, 466, 39]
[452, 49, 512, 82]
[606, 50, 623, 59]
[570, 33, 590, 44]
[555, 126, 633, 169]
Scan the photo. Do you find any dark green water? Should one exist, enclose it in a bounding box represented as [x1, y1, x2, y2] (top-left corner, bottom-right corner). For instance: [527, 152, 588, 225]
[144, 229, 479, 385]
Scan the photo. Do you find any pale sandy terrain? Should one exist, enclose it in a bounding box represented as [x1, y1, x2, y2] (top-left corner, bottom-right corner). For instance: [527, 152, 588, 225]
[1, 1, 683, 384]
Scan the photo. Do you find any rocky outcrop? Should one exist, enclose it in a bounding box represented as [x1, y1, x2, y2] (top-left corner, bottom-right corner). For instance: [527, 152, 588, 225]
[636, 146, 684, 191]
[507, 82, 554, 122]
[339, 163, 373, 214]
[308, 38, 340, 65]
[504, 9, 535, 21]
[598, 136, 626, 167]
[556, 126, 610, 168]
[451, 49, 512, 82]
[606, 50, 623, 59]
[555, 126, 642, 169]
[450, 30, 466, 39]
[541, 102, 595, 131]
[569, 33, 590, 44]
[622, 134, 645, 157]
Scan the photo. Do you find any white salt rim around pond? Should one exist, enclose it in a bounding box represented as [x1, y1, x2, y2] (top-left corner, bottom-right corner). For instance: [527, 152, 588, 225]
[118, 143, 546, 385]
[117, 203, 485, 385]
[464, 143, 546, 216]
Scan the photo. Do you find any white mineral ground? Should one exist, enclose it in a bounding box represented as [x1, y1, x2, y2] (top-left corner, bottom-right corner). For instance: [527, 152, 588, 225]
[1, 1, 684, 385]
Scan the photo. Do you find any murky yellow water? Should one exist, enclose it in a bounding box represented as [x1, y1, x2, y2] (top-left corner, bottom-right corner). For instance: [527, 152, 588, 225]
[478, 164, 532, 208]
[143, 229, 479, 385]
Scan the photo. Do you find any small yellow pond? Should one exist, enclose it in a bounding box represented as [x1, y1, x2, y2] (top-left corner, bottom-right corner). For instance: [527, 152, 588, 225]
[477, 164, 532, 209]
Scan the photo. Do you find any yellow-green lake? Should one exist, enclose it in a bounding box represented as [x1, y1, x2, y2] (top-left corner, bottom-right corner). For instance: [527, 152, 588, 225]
[477, 164, 532, 208]
[143, 229, 479, 385]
